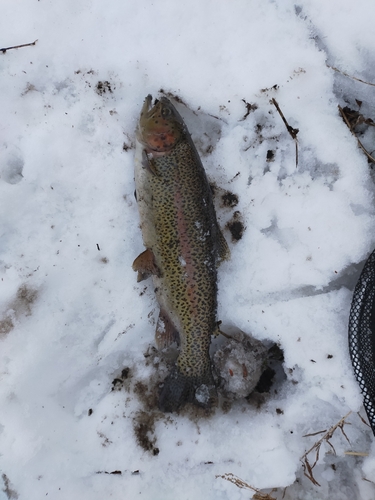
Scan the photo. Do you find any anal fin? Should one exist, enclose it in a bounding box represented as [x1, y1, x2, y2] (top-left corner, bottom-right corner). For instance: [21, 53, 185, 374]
[155, 309, 180, 350]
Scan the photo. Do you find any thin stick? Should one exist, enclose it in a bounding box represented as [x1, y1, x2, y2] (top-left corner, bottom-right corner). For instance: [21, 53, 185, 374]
[271, 98, 299, 167]
[338, 105, 375, 164]
[344, 451, 369, 456]
[327, 65, 375, 87]
[1, 40, 38, 53]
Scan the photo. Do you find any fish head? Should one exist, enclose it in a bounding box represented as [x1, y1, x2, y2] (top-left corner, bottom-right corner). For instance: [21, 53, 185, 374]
[137, 95, 184, 153]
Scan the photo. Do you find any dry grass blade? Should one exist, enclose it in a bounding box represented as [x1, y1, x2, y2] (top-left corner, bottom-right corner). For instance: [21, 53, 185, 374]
[344, 451, 369, 456]
[271, 98, 299, 167]
[216, 473, 278, 500]
[1, 40, 38, 53]
[327, 65, 375, 87]
[338, 105, 375, 164]
[300, 411, 352, 486]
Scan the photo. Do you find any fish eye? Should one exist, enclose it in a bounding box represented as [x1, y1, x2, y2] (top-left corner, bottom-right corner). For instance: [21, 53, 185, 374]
[161, 107, 172, 118]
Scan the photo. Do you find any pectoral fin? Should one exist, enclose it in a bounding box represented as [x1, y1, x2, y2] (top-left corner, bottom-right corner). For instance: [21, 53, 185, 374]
[132, 248, 161, 282]
[142, 150, 159, 176]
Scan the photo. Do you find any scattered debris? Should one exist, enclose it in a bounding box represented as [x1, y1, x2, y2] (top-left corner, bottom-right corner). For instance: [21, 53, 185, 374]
[111, 368, 131, 391]
[123, 141, 134, 152]
[240, 99, 258, 121]
[96, 81, 113, 96]
[261, 84, 279, 93]
[96, 470, 122, 475]
[221, 190, 239, 208]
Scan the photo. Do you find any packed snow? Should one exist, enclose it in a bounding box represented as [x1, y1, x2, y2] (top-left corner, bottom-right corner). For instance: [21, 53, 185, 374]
[2, 1, 375, 499]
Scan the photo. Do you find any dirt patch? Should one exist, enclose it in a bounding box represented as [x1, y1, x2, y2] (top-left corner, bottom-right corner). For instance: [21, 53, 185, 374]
[226, 211, 245, 242]
[133, 411, 159, 456]
[96, 81, 113, 96]
[0, 284, 38, 337]
[2, 474, 18, 500]
[0, 317, 14, 336]
[15, 284, 38, 316]
[221, 191, 239, 208]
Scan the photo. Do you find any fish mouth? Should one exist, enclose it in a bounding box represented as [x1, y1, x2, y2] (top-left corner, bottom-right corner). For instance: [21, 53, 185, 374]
[140, 94, 154, 119]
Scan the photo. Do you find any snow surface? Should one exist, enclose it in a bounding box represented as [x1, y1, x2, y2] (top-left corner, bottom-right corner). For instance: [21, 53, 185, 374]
[2, 0, 375, 499]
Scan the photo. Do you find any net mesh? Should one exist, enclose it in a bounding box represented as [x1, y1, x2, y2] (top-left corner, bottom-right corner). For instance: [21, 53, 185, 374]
[349, 249, 375, 435]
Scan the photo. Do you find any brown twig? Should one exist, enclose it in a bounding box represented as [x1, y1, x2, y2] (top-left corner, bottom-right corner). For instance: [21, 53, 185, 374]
[271, 98, 299, 167]
[327, 65, 375, 87]
[338, 105, 375, 164]
[1, 40, 38, 53]
[357, 411, 371, 428]
[300, 411, 352, 487]
[302, 429, 327, 438]
[216, 473, 278, 500]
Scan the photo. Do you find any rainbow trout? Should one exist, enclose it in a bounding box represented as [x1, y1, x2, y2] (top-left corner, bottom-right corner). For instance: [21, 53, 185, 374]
[133, 95, 229, 412]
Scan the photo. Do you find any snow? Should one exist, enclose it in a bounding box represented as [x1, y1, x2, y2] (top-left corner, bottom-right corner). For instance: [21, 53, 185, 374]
[1, 0, 375, 498]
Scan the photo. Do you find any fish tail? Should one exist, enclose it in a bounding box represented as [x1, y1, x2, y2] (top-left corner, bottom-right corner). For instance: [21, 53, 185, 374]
[158, 367, 217, 413]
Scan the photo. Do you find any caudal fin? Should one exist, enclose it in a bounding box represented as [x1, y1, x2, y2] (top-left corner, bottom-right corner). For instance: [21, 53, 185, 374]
[158, 367, 217, 413]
